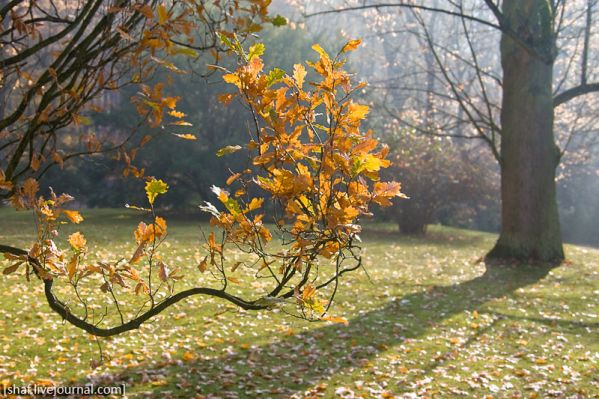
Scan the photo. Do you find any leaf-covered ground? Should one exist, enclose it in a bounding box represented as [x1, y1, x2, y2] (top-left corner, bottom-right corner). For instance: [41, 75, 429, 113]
[0, 209, 598, 398]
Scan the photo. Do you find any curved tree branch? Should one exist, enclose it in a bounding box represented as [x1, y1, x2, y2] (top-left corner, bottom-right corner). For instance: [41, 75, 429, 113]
[0, 244, 267, 337]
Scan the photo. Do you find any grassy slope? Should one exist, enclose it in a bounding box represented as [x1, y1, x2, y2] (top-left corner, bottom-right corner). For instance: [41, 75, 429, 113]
[0, 208, 597, 398]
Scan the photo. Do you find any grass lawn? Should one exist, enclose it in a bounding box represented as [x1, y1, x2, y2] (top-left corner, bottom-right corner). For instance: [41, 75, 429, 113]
[0, 208, 598, 398]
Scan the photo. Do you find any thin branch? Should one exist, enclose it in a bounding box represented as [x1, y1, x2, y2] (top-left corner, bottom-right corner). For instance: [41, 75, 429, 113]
[554, 82, 599, 107]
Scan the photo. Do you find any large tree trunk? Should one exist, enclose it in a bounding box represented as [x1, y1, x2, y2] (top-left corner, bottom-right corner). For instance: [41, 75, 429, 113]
[487, 0, 564, 263]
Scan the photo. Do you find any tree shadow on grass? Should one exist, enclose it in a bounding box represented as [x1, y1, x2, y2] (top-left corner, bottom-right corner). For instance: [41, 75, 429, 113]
[89, 263, 556, 398]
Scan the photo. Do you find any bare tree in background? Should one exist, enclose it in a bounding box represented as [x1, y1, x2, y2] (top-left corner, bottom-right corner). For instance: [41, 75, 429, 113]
[304, 0, 599, 263]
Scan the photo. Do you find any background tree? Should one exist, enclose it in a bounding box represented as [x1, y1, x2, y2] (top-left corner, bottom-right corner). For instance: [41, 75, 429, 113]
[36, 25, 324, 210]
[304, 0, 599, 263]
[383, 127, 498, 235]
[0, 0, 278, 196]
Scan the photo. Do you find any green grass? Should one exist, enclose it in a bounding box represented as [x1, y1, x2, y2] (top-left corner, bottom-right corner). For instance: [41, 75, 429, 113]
[0, 208, 598, 398]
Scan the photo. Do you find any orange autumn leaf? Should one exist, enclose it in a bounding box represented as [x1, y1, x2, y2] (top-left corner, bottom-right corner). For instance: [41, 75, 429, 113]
[321, 315, 349, 325]
[342, 39, 362, 52]
[63, 210, 84, 224]
[67, 254, 78, 280]
[168, 110, 186, 118]
[22, 178, 39, 198]
[68, 232, 86, 251]
[347, 102, 369, 121]
[226, 173, 242, 185]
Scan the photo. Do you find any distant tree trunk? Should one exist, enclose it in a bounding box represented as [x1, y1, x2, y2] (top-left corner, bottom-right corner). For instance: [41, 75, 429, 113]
[398, 218, 427, 235]
[396, 202, 429, 235]
[487, 0, 564, 263]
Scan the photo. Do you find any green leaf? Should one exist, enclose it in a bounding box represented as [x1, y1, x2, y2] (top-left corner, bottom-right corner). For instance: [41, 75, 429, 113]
[216, 145, 242, 157]
[248, 43, 265, 61]
[271, 15, 287, 26]
[222, 196, 242, 215]
[266, 68, 285, 86]
[145, 178, 168, 205]
[174, 46, 198, 58]
[217, 32, 234, 50]
[219, 32, 244, 57]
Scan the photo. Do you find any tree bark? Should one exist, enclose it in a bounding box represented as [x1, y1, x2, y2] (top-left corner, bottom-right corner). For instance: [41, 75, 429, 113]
[487, 0, 564, 263]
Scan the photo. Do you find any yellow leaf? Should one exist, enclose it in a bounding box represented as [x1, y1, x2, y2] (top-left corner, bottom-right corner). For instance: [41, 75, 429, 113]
[172, 133, 197, 140]
[168, 110, 186, 118]
[157, 5, 168, 25]
[216, 145, 242, 157]
[248, 43, 265, 61]
[182, 351, 195, 361]
[247, 197, 264, 211]
[68, 232, 86, 251]
[311, 44, 328, 59]
[162, 96, 179, 109]
[222, 73, 241, 88]
[145, 178, 168, 205]
[342, 39, 362, 52]
[173, 46, 198, 57]
[293, 64, 307, 89]
[347, 103, 369, 121]
[63, 210, 84, 224]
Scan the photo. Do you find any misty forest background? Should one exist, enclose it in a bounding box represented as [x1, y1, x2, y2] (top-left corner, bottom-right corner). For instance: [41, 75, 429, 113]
[34, 1, 599, 247]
